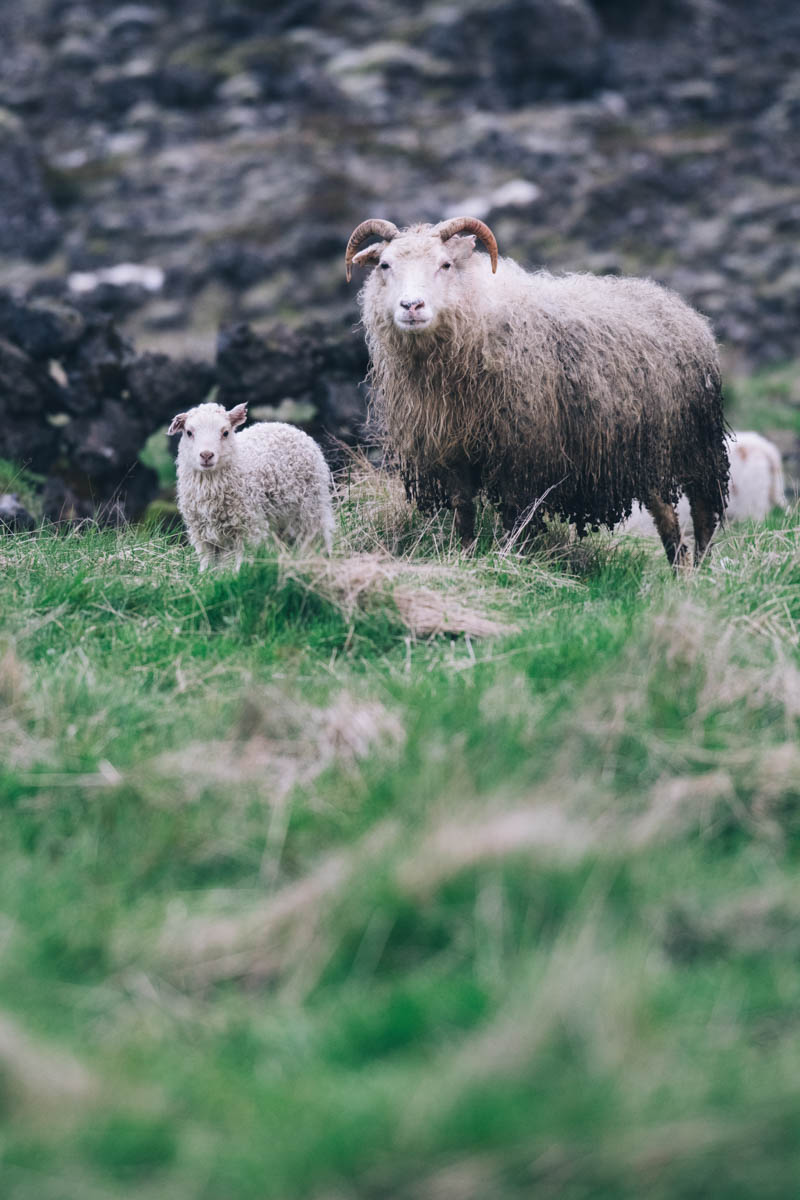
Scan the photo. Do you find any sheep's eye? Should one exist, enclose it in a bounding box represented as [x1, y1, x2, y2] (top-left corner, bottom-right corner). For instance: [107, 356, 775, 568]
[380, 262, 390, 270]
[186, 429, 193, 438]
[222, 429, 229, 438]
[441, 262, 452, 271]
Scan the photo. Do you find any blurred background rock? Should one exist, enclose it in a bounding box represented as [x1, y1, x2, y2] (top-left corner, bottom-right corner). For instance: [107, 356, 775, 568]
[1, 0, 799, 522]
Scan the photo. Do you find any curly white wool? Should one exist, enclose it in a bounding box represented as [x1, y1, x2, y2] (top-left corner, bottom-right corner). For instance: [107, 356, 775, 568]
[170, 402, 334, 570]
[620, 431, 785, 538]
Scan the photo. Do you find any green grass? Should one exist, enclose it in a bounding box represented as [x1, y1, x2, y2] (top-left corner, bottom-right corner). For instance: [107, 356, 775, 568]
[1, 482, 799, 1198]
[139, 426, 177, 492]
[725, 359, 800, 436]
[0, 459, 43, 519]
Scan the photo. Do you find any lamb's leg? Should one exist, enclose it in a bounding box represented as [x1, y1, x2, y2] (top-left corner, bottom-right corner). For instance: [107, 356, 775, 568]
[645, 494, 690, 570]
[298, 499, 334, 555]
[685, 490, 718, 564]
[200, 545, 223, 571]
[319, 519, 334, 555]
[219, 541, 244, 573]
[196, 539, 237, 572]
[193, 539, 218, 572]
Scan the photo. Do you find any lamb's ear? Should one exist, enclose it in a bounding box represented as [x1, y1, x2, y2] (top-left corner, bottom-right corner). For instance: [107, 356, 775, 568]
[352, 244, 386, 270]
[168, 412, 187, 435]
[227, 403, 248, 429]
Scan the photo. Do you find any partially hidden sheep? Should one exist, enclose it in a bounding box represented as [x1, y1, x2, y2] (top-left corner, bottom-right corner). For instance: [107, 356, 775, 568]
[345, 217, 729, 566]
[620, 431, 785, 539]
[168, 401, 334, 570]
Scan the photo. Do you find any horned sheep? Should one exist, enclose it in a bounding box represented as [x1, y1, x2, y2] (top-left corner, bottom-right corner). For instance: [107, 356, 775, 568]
[620, 431, 786, 539]
[168, 401, 334, 570]
[346, 217, 729, 566]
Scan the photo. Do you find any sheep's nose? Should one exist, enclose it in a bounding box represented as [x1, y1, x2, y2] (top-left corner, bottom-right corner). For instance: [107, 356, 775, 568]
[400, 298, 425, 312]
[200, 450, 214, 464]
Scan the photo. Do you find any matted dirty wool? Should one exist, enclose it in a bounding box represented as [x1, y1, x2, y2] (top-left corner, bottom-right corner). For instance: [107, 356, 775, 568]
[362, 253, 729, 534]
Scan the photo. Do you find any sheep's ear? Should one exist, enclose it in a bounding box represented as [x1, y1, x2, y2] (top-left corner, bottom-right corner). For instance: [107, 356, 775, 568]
[446, 234, 477, 264]
[168, 412, 188, 435]
[352, 244, 386, 270]
[227, 403, 248, 429]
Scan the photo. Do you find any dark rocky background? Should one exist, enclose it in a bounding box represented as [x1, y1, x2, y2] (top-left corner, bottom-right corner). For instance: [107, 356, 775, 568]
[1, 0, 799, 523]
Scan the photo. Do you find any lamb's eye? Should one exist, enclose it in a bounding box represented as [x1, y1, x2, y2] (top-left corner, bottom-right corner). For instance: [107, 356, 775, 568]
[380, 262, 390, 270]
[186, 430, 193, 438]
[441, 262, 452, 271]
[222, 430, 229, 438]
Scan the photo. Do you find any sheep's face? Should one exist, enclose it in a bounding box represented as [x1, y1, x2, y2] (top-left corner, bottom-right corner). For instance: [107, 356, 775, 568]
[169, 402, 247, 472]
[357, 232, 478, 334]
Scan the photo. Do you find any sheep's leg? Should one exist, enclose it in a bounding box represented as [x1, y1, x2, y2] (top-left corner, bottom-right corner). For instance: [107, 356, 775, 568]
[454, 499, 475, 548]
[685, 490, 717, 564]
[500, 501, 545, 547]
[500, 503, 520, 533]
[500, 503, 533, 549]
[645, 494, 690, 571]
[447, 466, 477, 549]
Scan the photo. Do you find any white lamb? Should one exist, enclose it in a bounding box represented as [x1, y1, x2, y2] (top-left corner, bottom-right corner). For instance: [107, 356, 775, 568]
[619, 431, 786, 540]
[168, 401, 334, 570]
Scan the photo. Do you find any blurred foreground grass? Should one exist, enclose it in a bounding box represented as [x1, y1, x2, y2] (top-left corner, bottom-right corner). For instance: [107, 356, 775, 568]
[0, 473, 799, 1199]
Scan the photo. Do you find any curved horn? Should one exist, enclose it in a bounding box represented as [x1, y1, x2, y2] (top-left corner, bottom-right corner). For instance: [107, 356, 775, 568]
[345, 219, 399, 282]
[436, 216, 498, 274]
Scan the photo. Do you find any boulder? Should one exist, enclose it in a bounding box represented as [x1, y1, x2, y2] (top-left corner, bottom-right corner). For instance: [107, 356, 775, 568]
[0, 295, 85, 360]
[216, 322, 316, 407]
[0, 109, 61, 260]
[0, 337, 64, 418]
[215, 320, 369, 448]
[42, 460, 159, 525]
[126, 353, 218, 424]
[427, 0, 607, 107]
[62, 316, 136, 409]
[0, 416, 61, 474]
[61, 400, 150, 481]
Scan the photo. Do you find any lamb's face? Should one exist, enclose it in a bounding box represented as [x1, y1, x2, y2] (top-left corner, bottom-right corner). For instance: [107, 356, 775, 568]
[169, 402, 247, 472]
[362, 233, 478, 334]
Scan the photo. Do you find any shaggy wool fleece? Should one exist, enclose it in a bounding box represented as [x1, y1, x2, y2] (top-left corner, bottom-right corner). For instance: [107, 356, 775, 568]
[359, 228, 729, 533]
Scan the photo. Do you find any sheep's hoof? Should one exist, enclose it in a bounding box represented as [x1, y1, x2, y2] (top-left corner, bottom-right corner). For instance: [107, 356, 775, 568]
[672, 542, 693, 575]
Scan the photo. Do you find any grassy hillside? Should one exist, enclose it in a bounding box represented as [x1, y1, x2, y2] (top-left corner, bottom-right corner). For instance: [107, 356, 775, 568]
[1, 471, 799, 1199]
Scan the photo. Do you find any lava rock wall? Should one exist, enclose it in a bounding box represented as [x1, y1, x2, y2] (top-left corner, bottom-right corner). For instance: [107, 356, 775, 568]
[1, 0, 800, 520]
